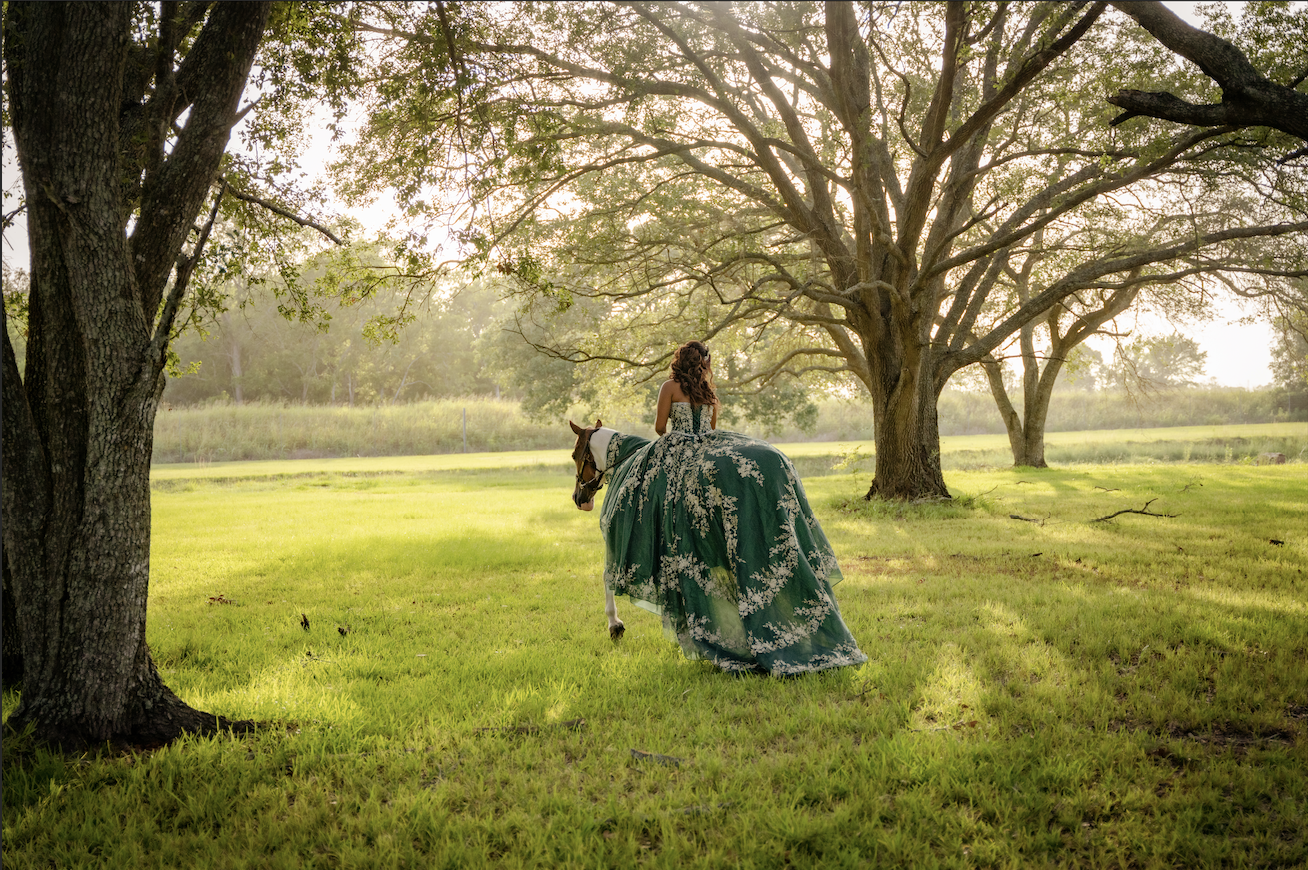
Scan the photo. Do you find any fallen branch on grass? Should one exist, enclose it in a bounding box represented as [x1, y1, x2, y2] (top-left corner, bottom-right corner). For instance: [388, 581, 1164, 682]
[850, 679, 881, 701]
[911, 718, 980, 733]
[630, 749, 684, 767]
[475, 718, 586, 736]
[676, 801, 734, 815]
[1091, 498, 1178, 523]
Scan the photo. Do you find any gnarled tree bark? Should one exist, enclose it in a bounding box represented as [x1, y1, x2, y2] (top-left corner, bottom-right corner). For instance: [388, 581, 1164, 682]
[2, 1, 270, 749]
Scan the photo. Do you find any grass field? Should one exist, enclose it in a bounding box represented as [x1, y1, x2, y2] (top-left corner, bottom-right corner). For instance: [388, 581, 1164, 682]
[4, 426, 1307, 868]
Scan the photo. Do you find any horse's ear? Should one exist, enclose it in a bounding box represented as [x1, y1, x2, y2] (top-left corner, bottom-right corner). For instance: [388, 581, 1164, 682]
[594, 418, 603, 429]
[569, 420, 583, 435]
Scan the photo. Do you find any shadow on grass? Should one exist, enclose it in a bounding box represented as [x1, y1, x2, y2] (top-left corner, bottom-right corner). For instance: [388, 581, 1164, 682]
[843, 552, 1307, 736]
[9, 463, 1304, 865]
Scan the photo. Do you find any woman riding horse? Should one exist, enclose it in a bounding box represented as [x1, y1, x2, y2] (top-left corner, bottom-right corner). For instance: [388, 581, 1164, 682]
[571, 341, 865, 675]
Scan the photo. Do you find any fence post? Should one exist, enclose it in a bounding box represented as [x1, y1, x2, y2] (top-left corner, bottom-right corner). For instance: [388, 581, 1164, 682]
[462, 407, 467, 453]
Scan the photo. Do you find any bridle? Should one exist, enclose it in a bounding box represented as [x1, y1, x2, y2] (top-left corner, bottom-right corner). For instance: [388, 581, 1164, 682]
[573, 427, 606, 506]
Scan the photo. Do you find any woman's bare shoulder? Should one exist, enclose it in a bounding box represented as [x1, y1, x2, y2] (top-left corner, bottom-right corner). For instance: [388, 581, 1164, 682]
[660, 379, 688, 402]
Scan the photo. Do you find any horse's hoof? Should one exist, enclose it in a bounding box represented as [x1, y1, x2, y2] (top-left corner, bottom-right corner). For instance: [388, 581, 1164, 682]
[609, 622, 625, 642]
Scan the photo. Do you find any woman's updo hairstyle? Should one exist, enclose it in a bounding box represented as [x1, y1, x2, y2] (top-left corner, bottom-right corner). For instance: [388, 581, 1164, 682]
[670, 340, 718, 407]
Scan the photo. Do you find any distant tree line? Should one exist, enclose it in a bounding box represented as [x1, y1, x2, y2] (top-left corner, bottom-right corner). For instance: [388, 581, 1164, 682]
[7, 259, 1303, 429]
[147, 268, 1307, 432]
[162, 276, 507, 406]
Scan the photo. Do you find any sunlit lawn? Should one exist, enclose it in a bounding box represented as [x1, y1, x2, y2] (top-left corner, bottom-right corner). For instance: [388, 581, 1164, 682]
[3, 432, 1306, 868]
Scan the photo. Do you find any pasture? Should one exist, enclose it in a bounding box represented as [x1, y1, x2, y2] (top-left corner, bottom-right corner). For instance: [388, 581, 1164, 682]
[148, 396, 1303, 464]
[3, 427, 1307, 868]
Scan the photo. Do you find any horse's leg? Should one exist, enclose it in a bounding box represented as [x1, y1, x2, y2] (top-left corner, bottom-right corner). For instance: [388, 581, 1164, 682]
[605, 586, 625, 641]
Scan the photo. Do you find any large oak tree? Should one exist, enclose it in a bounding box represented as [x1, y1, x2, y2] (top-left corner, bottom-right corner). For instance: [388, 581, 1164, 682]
[974, 182, 1305, 467]
[342, 1, 1305, 498]
[2, 1, 280, 747]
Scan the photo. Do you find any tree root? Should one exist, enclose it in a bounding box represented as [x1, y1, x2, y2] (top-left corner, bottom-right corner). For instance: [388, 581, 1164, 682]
[4, 704, 257, 755]
[4, 671, 258, 754]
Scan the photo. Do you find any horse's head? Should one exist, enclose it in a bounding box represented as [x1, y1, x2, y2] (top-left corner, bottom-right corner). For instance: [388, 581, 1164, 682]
[569, 417, 604, 511]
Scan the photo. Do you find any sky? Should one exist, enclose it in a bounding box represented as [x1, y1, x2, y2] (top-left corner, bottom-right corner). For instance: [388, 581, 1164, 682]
[0, 1, 1291, 388]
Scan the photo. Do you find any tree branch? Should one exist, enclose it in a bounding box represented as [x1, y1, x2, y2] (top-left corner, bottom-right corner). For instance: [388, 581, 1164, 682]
[1091, 497, 1178, 522]
[1106, 1, 1308, 142]
[949, 219, 1308, 374]
[129, 1, 270, 321]
[936, 2, 1108, 164]
[1, 203, 25, 231]
[149, 181, 225, 367]
[224, 184, 345, 245]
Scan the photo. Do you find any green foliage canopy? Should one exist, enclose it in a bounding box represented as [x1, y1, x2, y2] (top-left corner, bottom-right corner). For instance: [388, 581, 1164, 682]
[333, 1, 1306, 496]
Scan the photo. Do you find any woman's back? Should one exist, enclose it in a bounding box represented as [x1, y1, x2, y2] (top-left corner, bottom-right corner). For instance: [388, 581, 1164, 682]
[668, 402, 713, 436]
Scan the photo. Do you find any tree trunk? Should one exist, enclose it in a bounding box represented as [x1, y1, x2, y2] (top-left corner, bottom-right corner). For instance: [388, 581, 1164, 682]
[224, 312, 245, 405]
[863, 332, 950, 500]
[1020, 343, 1072, 469]
[865, 387, 949, 499]
[979, 348, 1064, 468]
[980, 355, 1037, 466]
[2, 1, 267, 749]
[2, 557, 23, 690]
[1020, 375, 1054, 468]
[3, 204, 224, 747]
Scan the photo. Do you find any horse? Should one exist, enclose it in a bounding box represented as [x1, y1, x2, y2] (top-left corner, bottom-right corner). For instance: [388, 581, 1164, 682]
[569, 418, 625, 641]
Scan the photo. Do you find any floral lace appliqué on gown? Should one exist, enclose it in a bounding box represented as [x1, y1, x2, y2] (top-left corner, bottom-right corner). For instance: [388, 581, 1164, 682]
[599, 403, 866, 674]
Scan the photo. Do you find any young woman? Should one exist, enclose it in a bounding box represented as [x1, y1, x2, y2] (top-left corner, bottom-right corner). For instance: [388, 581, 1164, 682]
[596, 340, 865, 675]
[654, 340, 719, 435]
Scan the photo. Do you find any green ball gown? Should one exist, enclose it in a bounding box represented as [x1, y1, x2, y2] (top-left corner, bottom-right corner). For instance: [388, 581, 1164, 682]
[598, 403, 866, 675]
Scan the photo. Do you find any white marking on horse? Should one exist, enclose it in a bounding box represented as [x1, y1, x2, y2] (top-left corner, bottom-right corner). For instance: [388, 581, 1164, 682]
[570, 418, 625, 640]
